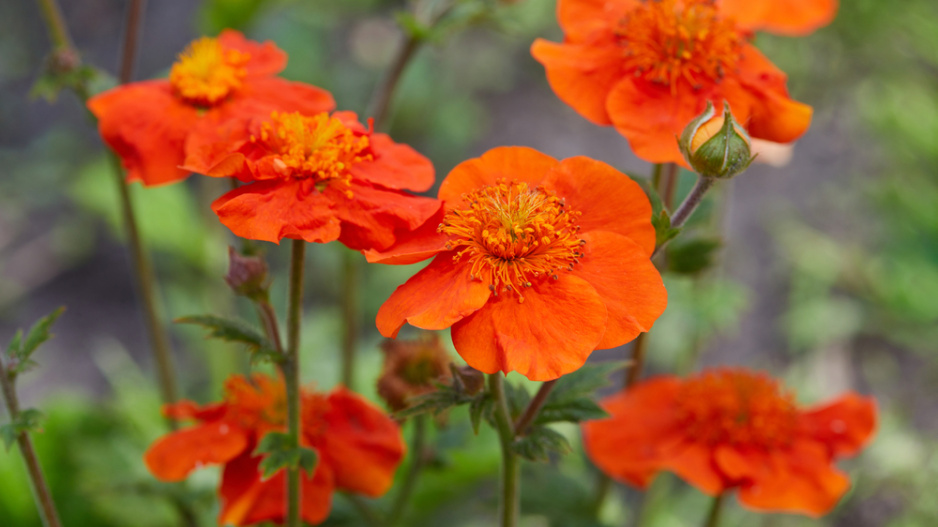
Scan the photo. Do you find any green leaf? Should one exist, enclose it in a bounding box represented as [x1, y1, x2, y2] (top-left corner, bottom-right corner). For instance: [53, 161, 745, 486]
[545, 362, 626, 405]
[535, 398, 608, 426]
[653, 209, 682, 246]
[30, 62, 97, 103]
[296, 448, 319, 477]
[395, 384, 474, 420]
[175, 315, 277, 358]
[667, 237, 723, 275]
[504, 382, 530, 420]
[254, 432, 318, 479]
[6, 329, 22, 358]
[513, 426, 572, 462]
[19, 307, 65, 359]
[469, 393, 493, 435]
[1, 408, 45, 450]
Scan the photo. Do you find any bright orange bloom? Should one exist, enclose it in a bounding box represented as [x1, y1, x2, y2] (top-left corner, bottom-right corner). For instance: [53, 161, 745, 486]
[719, 0, 838, 36]
[144, 375, 405, 526]
[583, 368, 877, 517]
[531, 0, 813, 165]
[88, 30, 335, 186]
[372, 146, 667, 381]
[183, 110, 439, 249]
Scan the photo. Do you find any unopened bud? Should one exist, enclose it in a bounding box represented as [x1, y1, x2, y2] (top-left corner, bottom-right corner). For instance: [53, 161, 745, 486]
[452, 365, 485, 396]
[378, 334, 452, 411]
[679, 101, 755, 179]
[224, 246, 269, 301]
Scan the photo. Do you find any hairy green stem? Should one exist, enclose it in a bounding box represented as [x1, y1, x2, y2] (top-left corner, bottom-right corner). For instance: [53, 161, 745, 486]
[489, 373, 520, 527]
[387, 415, 428, 525]
[0, 360, 63, 527]
[652, 177, 716, 258]
[36, 0, 73, 50]
[284, 240, 306, 527]
[703, 493, 725, 527]
[513, 380, 556, 437]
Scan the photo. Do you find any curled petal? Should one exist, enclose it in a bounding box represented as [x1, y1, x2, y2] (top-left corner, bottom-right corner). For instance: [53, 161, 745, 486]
[363, 208, 449, 265]
[218, 29, 287, 77]
[353, 133, 436, 192]
[144, 421, 248, 481]
[438, 146, 559, 207]
[719, 0, 838, 36]
[451, 274, 607, 381]
[332, 181, 442, 252]
[800, 392, 877, 457]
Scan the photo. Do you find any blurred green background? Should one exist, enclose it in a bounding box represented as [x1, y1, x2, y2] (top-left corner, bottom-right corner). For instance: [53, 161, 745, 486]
[1, 0, 937, 526]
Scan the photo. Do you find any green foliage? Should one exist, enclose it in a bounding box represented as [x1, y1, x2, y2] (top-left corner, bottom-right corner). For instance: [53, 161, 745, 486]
[468, 392, 493, 434]
[1, 409, 45, 450]
[254, 432, 318, 479]
[30, 59, 97, 103]
[175, 315, 280, 362]
[395, 382, 476, 420]
[512, 425, 571, 462]
[666, 237, 722, 275]
[535, 362, 624, 426]
[5, 307, 65, 378]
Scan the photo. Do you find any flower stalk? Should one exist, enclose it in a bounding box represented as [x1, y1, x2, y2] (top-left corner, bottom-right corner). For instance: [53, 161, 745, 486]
[489, 373, 520, 527]
[284, 239, 306, 527]
[513, 380, 557, 437]
[703, 493, 725, 527]
[387, 415, 428, 525]
[652, 176, 717, 258]
[0, 358, 63, 527]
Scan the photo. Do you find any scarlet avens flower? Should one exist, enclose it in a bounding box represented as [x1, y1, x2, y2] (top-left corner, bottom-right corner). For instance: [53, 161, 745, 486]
[719, 0, 838, 36]
[583, 368, 877, 517]
[144, 375, 405, 526]
[88, 30, 335, 186]
[371, 146, 667, 381]
[531, 0, 813, 165]
[183, 110, 440, 249]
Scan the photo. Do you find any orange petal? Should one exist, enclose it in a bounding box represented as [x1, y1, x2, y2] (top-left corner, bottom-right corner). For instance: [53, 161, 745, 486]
[182, 116, 254, 178]
[318, 388, 406, 497]
[87, 81, 198, 186]
[333, 181, 442, 251]
[218, 29, 288, 77]
[450, 274, 607, 381]
[799, 392, 877, 457]
[144, 421, 248, 481]
[583, 377, 683, 489]
[544, 156, 656, 254]
[719, 0, 838, 36]
[725, 45, 813, 144]
[659, 440, 728, 495]
[161, 400, 226, 421]
[212, 180, 341, 244]
[558, 0, 638, 40]
[573, 232, 667, 349]
[226, 77, 336, 121]
[438, 146, 559, 206]
[363, 208, 449, 265]
[606, 77, 707, 165]
[376, 253, 492, 337]
[530, 39, 622, 126]
[735, 439, 850, 517]
[352, 133, 436, 192]
[219, 450, 335, 526]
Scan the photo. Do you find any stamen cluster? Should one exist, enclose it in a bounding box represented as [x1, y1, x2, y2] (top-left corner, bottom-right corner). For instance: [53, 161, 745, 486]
[617, 0, 743, 92]
[676, 369, 798, 448]
[439, 180, 585, 302]
[253, 112, 373, 197]
[170, 37, 249, 105]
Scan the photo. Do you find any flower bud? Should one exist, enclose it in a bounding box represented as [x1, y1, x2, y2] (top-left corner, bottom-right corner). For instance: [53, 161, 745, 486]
[452, 365, 485, 396]
[224, 246, 269, 302]
[378, 334, 452, 411]
[679, 101, 755, 179]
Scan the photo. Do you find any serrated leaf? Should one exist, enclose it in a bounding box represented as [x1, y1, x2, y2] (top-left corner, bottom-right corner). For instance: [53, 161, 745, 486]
[175, 315, 275, 357]
[1, 408, 45, 450]
[535, 398, 609, 425]
[255, 431, 292, 455]
[254, 432, 318, 479]
[395, 386, 473, 419]
[469, 393, 493, 435]
[653, 210, 682, 246]
[546, 362, 626, 405]
[15, 307, 65, 361]
[513, 426, 572, 462]
[504, 382, 530, 420]
[6, 329, 22, 357]
[667, 237, 723, 275]
[296, 448, 319, 477]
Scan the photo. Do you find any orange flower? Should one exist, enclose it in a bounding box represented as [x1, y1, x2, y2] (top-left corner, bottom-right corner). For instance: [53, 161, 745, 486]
[719, 0, 838, 36]
[87, 30, 335, 186]
[144, 375, 405, 526]
[583, 368, 877, 517]
[371, 146, 667, 381]
[531, 0, 813, 165]
[182, 110, 440, 249]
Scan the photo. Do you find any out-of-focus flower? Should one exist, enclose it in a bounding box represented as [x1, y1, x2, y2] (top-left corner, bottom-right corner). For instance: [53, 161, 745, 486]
[377, 333, 452, 411]
[224, 246, 269, 301]
[371, 146, 667, 381]
[144, 374, 405, 526]
[583, 368, 877, 517]
[88, 30, 335, 186]
[531, 0, 812, 165]
[183, 110, 440, 249]
[679, 101, 754, 178]
[719, 0, 838, 36]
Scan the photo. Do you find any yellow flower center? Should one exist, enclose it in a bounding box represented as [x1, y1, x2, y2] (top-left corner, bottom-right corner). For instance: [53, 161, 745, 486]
[617, 0, 742, 92]
[676, 369, 798, 448]
[169, 37, 249, 106]
[253, 112, 373, 197]
[439, 180, 585, 303]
